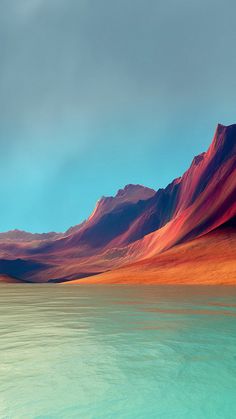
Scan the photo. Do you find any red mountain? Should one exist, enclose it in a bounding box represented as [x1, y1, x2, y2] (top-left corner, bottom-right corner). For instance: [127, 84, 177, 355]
[63, 184, 156, 248]
[0, 123, 235, 283]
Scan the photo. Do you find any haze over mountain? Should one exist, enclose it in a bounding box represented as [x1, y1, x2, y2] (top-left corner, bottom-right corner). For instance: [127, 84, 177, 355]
[0, 123, 235, 284]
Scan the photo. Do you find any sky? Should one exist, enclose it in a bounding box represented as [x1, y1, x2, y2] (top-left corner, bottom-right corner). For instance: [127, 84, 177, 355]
[0, 0, 236, 232]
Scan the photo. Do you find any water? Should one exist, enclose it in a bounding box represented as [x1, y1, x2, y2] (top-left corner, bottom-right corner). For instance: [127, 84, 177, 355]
[0, 285, 236, 419]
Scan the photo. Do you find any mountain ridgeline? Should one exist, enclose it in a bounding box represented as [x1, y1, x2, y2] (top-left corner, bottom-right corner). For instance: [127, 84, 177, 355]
[0, 123, 235, 283]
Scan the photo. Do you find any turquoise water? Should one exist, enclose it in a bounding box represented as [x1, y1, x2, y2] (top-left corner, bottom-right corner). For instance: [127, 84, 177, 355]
[0, 285, 236, 419]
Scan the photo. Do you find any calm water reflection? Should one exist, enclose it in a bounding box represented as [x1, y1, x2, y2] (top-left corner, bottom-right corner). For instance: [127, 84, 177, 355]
[0, 285, 236, 418]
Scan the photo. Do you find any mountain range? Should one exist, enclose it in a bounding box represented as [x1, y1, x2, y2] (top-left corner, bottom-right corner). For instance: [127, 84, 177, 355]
[0, 123, 235, 284]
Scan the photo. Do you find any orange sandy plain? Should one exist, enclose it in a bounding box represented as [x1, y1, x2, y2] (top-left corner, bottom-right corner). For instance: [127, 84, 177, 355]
[69, 224, 236, 285]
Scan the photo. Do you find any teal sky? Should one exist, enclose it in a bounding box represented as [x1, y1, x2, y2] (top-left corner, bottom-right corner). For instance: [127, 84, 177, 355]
[0, 0, 236, 232]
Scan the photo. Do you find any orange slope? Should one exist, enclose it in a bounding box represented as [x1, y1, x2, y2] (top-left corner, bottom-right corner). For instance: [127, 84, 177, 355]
[71, 220, 236, 285]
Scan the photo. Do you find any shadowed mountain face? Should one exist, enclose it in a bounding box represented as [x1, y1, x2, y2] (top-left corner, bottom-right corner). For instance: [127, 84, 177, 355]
[0, 123, 235, 283]
[0, 259, 51, 282]
[62, 184, 156, 248]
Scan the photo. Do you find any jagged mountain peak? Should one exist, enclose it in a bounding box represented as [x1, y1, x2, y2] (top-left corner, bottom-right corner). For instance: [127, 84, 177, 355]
[88, 184, 156, 223]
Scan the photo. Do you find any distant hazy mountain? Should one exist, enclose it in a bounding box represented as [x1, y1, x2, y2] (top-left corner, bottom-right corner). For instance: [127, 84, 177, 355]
[0, 230, 61, 242]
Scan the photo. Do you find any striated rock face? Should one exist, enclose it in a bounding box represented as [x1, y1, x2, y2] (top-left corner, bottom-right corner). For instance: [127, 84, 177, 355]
[0, 123, 235, 283]
[124, 124, 236, 247]
[120, 124, 236, 261]
[173, 124, 236, 214]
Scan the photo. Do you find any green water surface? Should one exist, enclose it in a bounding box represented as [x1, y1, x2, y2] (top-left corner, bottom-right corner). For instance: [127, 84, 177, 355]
[0, 285, 236, 419]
